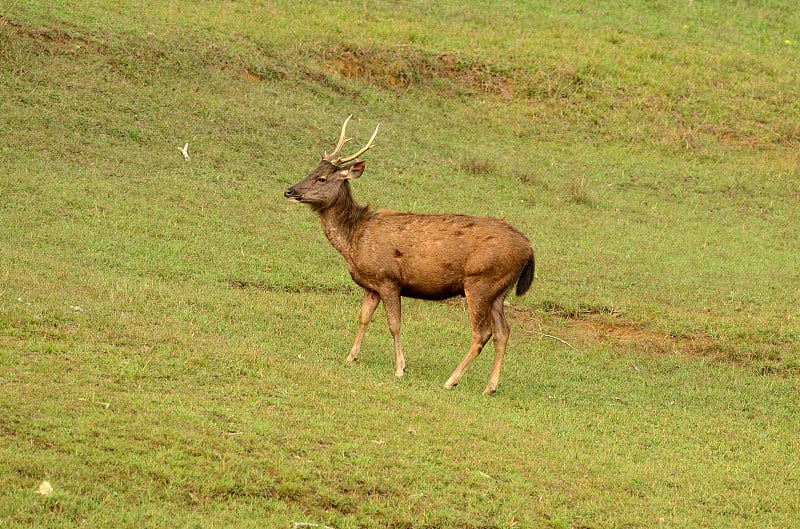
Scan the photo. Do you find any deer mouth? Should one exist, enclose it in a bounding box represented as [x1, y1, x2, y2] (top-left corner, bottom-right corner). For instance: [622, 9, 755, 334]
[284, 189, 303, 202]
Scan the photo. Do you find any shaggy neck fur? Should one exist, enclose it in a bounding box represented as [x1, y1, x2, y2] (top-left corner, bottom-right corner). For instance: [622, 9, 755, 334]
[317, 181, 373, 256]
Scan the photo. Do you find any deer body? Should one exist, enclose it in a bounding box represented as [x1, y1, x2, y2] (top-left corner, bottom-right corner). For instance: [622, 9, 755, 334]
[332, 210, 530, 300]
[285, 118, 534, 394]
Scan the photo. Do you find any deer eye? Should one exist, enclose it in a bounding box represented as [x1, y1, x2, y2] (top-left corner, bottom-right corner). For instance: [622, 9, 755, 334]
[316, 177, 327, 183]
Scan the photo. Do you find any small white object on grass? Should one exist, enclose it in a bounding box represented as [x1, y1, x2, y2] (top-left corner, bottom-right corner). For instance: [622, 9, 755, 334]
[36, 481, 54, 496]
[179, 142, 190, 161]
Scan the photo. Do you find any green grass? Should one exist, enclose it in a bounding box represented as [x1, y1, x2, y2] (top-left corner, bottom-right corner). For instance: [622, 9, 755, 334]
[2, 1, 799, 527]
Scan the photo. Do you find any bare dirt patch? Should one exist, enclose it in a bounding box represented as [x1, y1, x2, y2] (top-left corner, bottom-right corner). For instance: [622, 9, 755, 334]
[571, 316, 715, 356]
[507, 302, 718, 358]
[320, 45, 516, 97]
[507, 303, 799, 376]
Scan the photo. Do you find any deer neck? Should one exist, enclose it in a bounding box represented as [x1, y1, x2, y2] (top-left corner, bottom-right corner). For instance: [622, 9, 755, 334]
[318, 182, 370, 257]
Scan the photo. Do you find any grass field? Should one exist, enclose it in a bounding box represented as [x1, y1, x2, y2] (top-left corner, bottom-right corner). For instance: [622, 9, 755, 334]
[2, 1, 799, 527]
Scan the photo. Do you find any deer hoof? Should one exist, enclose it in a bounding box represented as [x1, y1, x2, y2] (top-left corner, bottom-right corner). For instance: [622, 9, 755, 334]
[482, 385, 497, 395]
[394, 358, 405, 377]
[443, 380, 457, 390]
[345, 353, 358, 363]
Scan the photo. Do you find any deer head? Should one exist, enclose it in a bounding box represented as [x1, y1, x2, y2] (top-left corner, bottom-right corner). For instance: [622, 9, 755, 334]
[284, 116, 378, 211]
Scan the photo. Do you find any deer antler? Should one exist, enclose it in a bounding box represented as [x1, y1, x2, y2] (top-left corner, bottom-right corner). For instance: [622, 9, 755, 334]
[323, 115, 353, 162]
[335, 124, 379, 165]
[324, 116, 379, 166]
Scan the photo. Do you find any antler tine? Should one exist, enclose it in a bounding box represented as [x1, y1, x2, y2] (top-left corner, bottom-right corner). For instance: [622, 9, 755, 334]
[334, 123, 379, 165]
[323, 115, 353, 161]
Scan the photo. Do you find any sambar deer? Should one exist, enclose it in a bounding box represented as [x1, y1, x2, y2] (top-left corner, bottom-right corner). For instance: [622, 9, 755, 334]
[284, 116, 534, 394]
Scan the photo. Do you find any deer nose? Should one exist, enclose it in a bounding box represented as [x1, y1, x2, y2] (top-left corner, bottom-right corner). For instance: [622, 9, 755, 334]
[285, 188, 301, 201]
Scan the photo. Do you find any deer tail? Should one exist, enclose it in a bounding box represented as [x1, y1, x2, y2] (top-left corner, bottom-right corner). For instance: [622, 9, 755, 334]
[515, 252, 535, 297]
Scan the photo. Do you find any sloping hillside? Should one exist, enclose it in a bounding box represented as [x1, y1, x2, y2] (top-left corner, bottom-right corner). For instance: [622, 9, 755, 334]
[1, 2, 799, 528]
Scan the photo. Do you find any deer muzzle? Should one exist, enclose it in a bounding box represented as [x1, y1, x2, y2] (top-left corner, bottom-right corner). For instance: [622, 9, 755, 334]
[284, 188, 302, 202]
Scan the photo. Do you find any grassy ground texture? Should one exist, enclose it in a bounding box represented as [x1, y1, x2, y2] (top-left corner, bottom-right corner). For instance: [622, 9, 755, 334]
[1, 1, 799, 528]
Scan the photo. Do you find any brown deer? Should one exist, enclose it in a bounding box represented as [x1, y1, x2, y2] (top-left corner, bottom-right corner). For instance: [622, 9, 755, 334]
[284, 116, 534, 394]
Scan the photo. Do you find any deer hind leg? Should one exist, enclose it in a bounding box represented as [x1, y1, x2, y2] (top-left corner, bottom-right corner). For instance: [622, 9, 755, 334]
[484, 295, 511, 394]
[347, 289, 381, 363]
[379, 287, 406, 377]
[444, 291, 492, 389]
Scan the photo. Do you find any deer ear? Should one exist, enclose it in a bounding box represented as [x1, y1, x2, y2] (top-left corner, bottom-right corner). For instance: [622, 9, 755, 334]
[342, 161, 365, 180]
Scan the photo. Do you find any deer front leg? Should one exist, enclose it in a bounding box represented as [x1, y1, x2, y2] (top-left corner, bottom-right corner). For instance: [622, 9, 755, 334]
[347, 289, 381, 363]
[379, 288, 405, 377]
